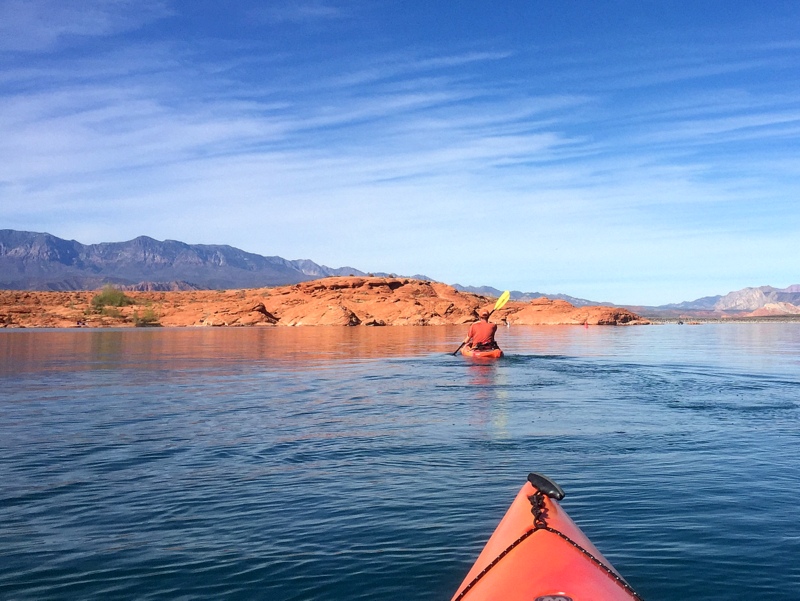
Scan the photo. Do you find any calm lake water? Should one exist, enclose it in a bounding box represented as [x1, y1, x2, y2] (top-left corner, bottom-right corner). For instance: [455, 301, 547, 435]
[1, 324, 799, 600]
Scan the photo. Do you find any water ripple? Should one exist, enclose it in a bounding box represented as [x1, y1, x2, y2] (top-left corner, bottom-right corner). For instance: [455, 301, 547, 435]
[1, 325, 799, 600]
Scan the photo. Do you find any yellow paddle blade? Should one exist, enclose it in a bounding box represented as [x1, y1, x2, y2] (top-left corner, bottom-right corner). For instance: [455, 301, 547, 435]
[494, 290, 511, 311]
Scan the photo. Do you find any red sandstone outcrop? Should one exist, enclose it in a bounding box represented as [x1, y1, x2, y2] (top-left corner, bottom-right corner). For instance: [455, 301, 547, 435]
[502, 297, 644, 326]
[0, 277, 647, 328]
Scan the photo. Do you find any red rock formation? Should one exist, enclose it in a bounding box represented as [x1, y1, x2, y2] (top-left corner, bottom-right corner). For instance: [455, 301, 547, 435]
[502, 297, 644, 326]
[0, 277, 647, 328]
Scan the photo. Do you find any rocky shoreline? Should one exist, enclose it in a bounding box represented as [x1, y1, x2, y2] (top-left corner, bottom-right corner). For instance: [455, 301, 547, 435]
[0, 276, 648, 329]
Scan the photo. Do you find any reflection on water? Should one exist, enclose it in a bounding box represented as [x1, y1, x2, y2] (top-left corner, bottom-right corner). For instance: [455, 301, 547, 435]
[1, 323, 799, 601]
[500, 322, 800, 373]
[0, 326, 463, 376]
[3, 323, 799, 376]
[465, 363, 511, 437]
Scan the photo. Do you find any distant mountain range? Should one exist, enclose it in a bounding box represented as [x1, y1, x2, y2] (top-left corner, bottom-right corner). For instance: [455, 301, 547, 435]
[636, 285, 800, 318]
[453, 284, 800, 318]
[0, 229, 381, 291]
[2, 230, 798, 317]
[452, 285, 608, 308]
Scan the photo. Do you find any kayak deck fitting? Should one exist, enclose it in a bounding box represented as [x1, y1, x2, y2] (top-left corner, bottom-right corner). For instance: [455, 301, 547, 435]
[451, 473, 643, 601]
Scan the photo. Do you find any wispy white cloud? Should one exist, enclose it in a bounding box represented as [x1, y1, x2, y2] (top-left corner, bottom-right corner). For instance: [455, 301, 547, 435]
[636, 110, 800, 146]
[321, 50, 513, 92]
[251, 0, 348, 25]
[0, 0, 171, 52]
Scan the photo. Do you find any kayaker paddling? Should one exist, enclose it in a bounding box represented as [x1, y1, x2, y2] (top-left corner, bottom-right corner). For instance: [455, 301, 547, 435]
[451, 291, 509, 357]
[463, 308, 500, 352]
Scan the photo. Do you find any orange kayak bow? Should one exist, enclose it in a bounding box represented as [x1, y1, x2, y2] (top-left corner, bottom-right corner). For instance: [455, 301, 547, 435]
[451, 473, 643, 601]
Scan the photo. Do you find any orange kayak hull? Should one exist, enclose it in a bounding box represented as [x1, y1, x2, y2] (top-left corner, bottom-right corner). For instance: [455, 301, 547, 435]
[461, 347, 503, 359]
[451, 475, 641, 601]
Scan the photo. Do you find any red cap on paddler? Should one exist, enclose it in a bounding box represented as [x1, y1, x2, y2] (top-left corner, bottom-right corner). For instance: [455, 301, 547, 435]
[479, 309, 490, 318]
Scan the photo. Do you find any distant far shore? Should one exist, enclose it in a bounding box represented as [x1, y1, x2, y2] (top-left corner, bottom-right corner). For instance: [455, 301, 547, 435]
[647, 315, 800, 324]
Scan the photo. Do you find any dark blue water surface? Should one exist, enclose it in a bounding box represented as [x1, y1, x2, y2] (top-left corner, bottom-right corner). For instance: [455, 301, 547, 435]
[1, 324, 799, 600]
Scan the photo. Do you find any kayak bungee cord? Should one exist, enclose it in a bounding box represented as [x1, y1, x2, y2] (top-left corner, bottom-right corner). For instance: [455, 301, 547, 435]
[452, 473, 644, 601]
[452, 528, 539, 601]
[532, 525, 644, 600]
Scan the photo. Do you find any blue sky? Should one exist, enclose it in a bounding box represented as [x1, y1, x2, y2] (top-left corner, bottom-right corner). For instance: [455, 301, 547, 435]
[1, 1, 799, 305]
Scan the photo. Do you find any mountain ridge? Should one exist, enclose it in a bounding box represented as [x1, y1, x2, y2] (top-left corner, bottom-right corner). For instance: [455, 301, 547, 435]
[1, 230, 797, 316]
[455, 284, 800, 317]
[0, 229, 373, 291]
[451, 284, 611, 308]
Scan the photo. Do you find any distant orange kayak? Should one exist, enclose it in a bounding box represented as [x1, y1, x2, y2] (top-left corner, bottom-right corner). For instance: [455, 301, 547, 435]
[460, 346, 503, 359]
[451, 473, 643, 601]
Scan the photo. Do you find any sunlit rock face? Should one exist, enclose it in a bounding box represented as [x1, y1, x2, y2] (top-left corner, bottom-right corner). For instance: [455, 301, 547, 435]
[0, 276, 648, 328]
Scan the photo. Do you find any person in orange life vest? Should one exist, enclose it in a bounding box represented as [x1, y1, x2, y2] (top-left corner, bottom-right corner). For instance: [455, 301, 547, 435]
[463, 308, 499, 351]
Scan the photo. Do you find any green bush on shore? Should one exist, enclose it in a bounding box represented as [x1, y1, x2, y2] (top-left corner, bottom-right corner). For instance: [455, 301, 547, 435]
[132, 308, 160, 327]
[90, 285, 134, 312]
